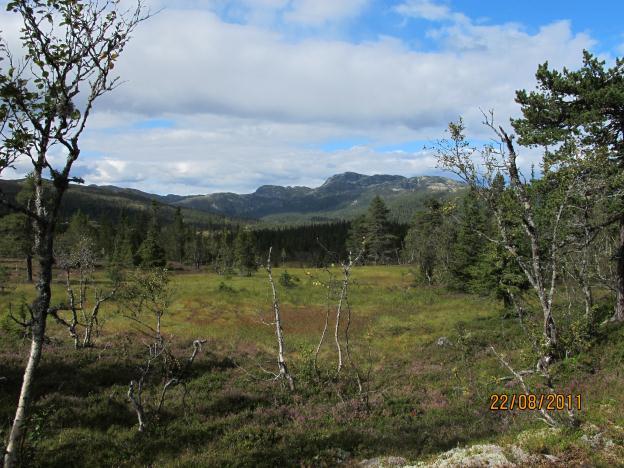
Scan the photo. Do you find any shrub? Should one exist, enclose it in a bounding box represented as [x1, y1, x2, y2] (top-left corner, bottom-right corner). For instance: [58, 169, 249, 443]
[278, 270, 299, 288]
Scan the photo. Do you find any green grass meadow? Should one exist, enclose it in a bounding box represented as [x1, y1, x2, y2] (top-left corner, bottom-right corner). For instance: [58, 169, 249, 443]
[1, 264, 624, 466]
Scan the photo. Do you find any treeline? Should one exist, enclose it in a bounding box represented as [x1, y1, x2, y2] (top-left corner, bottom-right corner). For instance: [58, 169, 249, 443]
[0, 187, 415, 274]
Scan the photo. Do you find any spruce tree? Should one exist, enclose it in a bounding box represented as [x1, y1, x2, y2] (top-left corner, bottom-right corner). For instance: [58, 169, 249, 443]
[404, 198, 444, 284]
[448, 189, 487, 291]
[347, 196, 397, 264]
[138, 202, 166, 268]
[365, 196, 397, 264]
[234, 228, 257, 276]
[172, 207, 186, 263]
[111, 211, 136, 268]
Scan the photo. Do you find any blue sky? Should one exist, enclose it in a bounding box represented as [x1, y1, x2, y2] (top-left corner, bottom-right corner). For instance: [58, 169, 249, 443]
[3, 0, 622, 194]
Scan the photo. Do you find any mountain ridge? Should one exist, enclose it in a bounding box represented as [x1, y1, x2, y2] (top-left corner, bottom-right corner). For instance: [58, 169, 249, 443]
[169, 172, 464, 223]
[0, 172, 464, 224]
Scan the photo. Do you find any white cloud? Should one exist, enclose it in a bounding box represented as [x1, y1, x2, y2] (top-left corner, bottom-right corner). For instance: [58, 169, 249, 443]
[394, 0, 462, 22]
[104, 9, 591, 130]
[284, 0, 369, 25]
[0, 1, 598, 195]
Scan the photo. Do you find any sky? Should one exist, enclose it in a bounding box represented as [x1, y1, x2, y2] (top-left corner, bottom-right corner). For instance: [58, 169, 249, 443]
[2, 0, 623, 195]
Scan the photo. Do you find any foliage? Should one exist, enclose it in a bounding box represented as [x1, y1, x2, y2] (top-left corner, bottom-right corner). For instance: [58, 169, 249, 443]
[347, 196, 399, 264]
[234, 228, 257, 276]
[403, 198, 452, 284]
[513, 50, 624, 322]
[0, 266, 622, 466]
[138, 203, 167, 268]
[278, 270, 299, 288]
[0, 264, 8, 293]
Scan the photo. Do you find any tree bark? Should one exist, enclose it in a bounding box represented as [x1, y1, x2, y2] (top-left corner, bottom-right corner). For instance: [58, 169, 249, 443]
[266, 248, 295, 391]
[4, 230, 53, 468]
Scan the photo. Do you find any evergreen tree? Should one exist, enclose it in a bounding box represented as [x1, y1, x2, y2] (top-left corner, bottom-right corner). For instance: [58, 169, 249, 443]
[0, 213, 33, 281]
[214, 229, 234, 275]
[234, 228, 257, 276]
[448, 189, 487, 291]
[364, 196, 397, 264]
[188, 230, 208, 270]
[172, 207, 186, 263]
[404, 198, 444, 284]
[280, 247, 287, 266]
[346, 214, 368, 257]
[0, 175, 40, 282]
[347, 196, 397, 264]
[513, 51, 624, 320]
[111, 211, 136, 267]
[137, 202, 166, 268]
[470, 242, 530, 309]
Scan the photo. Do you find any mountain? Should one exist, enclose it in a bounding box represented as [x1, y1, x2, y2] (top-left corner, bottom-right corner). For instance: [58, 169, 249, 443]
[0, 179, 233, 228]
[171, 172, 464, 223]
[0, 172, 464, 225]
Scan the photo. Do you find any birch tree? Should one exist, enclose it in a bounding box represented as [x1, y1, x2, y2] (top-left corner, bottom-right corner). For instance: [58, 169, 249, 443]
[0, 2, 148, 465]
[436, 115, 580, 369]
[266, 247, 295, 391]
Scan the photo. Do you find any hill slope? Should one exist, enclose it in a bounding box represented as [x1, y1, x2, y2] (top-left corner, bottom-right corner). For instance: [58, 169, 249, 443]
[172, 172, 464, 223]
[0, 172, 463, 225]
[0, 179, 233, 228]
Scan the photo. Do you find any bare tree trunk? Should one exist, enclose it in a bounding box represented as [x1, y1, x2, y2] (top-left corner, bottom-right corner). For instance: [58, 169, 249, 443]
[314, 270, 334, 375]
[334, 277, 346, 373]
[266, 247, 295, 391]
[4, 230, 53, 468]
[490, 346, 558, 427]
[128, 380, 146, 432]
[498, 127, 561, 358]
[612, 215, 624, 322]
[83, 289, 116, 348]
[157, 339, 205, 413]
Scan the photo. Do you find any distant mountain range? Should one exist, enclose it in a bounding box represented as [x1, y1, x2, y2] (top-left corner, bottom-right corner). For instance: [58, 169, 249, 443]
[168, 172, 464, 223]
[0, 172, 464, 225]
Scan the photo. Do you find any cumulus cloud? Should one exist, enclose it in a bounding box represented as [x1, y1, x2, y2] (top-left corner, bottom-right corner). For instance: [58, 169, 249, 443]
[0, 0, 599, 194]
[104, 9, 591, 127]
[394, 0, 465, 22]
[284, 0, 369, 25]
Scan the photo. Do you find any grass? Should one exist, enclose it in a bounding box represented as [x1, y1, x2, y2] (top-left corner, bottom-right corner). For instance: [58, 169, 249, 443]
[0, 264, 623, 466]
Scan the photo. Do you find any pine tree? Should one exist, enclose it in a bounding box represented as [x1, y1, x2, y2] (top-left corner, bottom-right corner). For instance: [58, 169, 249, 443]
[512, 51, 624, 321]
[234, 228, 257, 276]
[404, 198, 444, 284]
[111, 211, 136, 268]
[448, 189, 487, 291]
[137, 202, 166, 268]
[214, 229, 234, 275]
[347, 196, 397, 264]
[172, 207, 186, 263]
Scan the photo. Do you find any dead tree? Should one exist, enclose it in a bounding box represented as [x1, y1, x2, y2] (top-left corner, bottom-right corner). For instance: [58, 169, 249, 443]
[314, 267, 337, 375]
[266, 247, 295, 391]
[50, 236, 117, 348]
[334, 251, 362, 374]
[128, 343, 162, 433]
[489, 346, 559, 427]
[0, 3, 149, 463]
[157, 339, 207, 413]
[121, 268, 205, 431]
